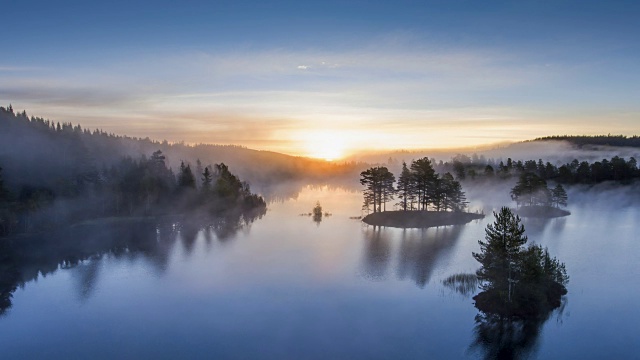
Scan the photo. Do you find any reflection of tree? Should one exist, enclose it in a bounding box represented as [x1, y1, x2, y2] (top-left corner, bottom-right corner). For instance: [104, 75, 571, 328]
[179, 222, 200, 256]
[361, 226, 392, 280]
[469, 312, 547, 360]
[0, 207, 265, 314]
[549, 217, 567, 236]
[71, 257, 102, 301]
[396, 226, 463, 288]
[360, 225, 464, 286]
[521, 218, 551, 237]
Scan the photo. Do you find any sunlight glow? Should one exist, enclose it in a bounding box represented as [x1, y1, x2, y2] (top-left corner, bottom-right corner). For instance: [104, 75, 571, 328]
[301, 131, 349, 161]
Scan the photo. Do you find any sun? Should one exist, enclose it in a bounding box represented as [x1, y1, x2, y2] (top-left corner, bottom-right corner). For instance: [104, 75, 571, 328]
[302, 131, 348, 161]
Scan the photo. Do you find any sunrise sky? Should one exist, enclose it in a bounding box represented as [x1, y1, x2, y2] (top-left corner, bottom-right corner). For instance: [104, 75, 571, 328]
[3, 0, 639, 159]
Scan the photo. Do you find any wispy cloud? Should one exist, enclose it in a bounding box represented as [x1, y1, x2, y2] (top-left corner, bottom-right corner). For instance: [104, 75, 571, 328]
[1, 40, 637, 155]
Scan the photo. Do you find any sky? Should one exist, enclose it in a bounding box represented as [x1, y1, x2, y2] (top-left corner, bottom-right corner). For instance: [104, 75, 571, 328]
[3, 0, 640, 159]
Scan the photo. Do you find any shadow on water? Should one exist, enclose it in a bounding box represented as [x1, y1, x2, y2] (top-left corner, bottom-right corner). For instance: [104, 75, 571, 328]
[360, 225, 464, 287]
[0, 207, 265, 316]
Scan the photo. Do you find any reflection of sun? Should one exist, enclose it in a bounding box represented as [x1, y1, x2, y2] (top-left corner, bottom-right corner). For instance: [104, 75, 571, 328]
[303, 131, 348, 161]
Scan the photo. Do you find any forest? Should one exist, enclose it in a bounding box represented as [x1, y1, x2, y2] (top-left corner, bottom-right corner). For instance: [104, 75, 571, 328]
[0, 106, 267, 237]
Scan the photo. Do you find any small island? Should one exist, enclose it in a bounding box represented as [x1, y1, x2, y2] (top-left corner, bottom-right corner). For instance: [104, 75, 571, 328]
[510, 173, 570, 218]
[363, 210, 484, 228]
[359, 158, 483, 228]
[516, 205, 570, 218]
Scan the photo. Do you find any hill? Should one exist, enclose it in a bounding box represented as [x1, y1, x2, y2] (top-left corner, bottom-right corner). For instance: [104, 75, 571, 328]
[0, 106, 365, 192]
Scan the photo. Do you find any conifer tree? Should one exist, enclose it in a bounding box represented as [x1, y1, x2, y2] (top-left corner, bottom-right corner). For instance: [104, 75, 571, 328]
[551, 184, 568, 208]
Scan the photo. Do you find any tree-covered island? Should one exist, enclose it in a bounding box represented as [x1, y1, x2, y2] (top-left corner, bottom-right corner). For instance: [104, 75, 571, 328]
[359, 157, 484, 228]
[510, 172, 570, 218]
[473, 207, 568, 318]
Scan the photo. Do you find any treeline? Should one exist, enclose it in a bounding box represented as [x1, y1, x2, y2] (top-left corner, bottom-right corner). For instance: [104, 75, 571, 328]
[0, 105, 269, 237]
[436, 154, 639, 185]
[360, 157, 467, 213]
[531, 135, 640, 148]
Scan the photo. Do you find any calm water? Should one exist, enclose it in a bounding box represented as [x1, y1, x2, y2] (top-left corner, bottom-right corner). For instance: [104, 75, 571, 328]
[0, 185, 639, 359]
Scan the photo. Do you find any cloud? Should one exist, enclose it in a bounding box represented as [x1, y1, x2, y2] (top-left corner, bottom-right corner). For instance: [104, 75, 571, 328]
[1, 39, 637, 156]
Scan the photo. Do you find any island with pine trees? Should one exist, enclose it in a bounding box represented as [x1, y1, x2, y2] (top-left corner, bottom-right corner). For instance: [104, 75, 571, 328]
[510, 172, 571, 218]
[359, 158, 484, 228]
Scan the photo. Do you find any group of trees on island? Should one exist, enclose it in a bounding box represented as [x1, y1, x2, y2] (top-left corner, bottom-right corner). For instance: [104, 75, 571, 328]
[510, 172, 568, 208]
[360, 157, 468, 214]
[473, 207, 568, 317]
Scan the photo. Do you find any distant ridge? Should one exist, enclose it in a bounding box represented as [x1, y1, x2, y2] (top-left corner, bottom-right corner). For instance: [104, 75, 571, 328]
[529, 135, 640, 148]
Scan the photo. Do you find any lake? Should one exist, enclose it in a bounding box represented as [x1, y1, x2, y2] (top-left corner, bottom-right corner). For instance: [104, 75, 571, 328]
[0, 184, 639, 359]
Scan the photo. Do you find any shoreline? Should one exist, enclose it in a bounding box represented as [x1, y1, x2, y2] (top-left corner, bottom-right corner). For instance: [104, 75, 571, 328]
[362, 210, 485, 228]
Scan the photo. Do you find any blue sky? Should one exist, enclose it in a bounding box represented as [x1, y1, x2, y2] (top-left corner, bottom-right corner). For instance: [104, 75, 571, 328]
[3, 0, 640, 157]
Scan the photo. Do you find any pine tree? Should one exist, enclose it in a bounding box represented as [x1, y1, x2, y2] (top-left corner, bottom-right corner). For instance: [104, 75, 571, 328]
[202, 166, 213, 192]
[473, 207, 528, 302]
[178, 162, 196, 189]
[395, 161, 415, 211]
[410, 157, 436, 210]
[195, 159, 203, 189]
[360, 166, 395, 213]
[551, 184, 568, 208]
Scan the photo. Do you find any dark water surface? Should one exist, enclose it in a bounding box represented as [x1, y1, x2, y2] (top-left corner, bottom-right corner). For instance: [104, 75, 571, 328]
[0, 186, 638, 359]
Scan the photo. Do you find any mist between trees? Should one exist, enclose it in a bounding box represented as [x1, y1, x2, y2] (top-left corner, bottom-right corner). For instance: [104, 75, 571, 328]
[0, 106, 270, 237]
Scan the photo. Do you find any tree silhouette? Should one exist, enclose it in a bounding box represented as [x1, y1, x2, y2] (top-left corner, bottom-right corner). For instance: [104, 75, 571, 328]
[473, 207, 568, 317]
[510, 173, 549, 207]
[395, 161, 415, 211]
[410, 157, 436, 210]
[360, 166, 395, 213]
[178, 162, 196, 190]
[551, 184, 568, 208]
[202, 166, 213, 192]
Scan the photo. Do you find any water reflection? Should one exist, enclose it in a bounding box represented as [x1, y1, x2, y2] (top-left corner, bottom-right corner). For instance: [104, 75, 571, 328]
[71, 258, 101, 301]
[361, 225, 464, 287]
[396, 226, 464, 288]
[469, 312, 545, 360]
[0, 208, 265, 315]
[361, 226, 393, 280]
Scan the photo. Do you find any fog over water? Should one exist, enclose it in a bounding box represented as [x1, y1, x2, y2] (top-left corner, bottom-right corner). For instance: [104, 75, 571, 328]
[0, 182, 639, 359]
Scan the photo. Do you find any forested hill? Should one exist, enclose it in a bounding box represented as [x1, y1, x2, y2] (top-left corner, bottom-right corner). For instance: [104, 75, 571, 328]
[0, 106, 362, 190]
[530, 135, 640, 148]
